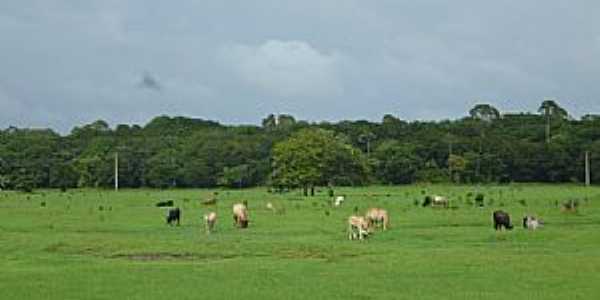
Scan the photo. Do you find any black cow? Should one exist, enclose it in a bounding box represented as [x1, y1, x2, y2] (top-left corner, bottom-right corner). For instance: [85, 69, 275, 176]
[166, 208, 181, 226]
[493, 210, 513, 230]
[156, 200, 174, 207]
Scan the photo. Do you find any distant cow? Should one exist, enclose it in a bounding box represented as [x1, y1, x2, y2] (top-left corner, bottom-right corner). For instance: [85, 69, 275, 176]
[422, 195, 449, 208]
[166, 208, 181, 226]
[266, 202, 274, 211]
[523, 215, 542, 230]
[493, 210, 513, 230]
[348, 215, 369, 240]
[156, 200, 174, 207]
[365, 208, 389, 231]
[334, 196, 345, 207]
[204, 211, 217, 233]
[232, 203, 249, 228]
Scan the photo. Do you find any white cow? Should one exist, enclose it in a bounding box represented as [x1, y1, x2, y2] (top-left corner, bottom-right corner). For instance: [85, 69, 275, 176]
[334, 196, 345, 207]
[232, 203, 249, 228]
[204, 211, 217, 233]
[423, 195, 449, 208]
[523, 215, 543, 230]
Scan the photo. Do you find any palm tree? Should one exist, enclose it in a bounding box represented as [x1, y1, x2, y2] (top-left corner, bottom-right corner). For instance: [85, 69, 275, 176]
[538, 98, 568, 143]
[469, 103, 500, 181]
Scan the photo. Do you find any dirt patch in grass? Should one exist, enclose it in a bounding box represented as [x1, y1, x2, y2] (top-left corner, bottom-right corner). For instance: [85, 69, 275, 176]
[108, 252, 269, 262]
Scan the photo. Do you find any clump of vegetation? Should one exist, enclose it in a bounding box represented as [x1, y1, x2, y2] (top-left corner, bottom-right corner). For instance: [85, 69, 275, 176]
[475, 193, 484, 207]
[518, 199, 527, 206]
[465, 198, 474, 206]
[562, 199, 579, 212]
[40, 201, 46, 207]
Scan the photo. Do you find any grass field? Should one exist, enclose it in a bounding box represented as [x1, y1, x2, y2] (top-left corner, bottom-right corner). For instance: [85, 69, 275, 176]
[1, 185, 600, 300]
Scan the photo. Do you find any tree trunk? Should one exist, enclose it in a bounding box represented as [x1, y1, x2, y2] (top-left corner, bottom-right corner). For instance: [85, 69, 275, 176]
[303, 185, 308, 196]
[310, 186, 315, 196]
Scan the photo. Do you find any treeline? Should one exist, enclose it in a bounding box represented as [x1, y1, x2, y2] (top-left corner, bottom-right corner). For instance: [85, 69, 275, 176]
[1, 100, 600, 192]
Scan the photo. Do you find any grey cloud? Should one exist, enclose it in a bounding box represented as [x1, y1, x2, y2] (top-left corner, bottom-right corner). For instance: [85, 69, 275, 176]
[220, 40, 344, 98]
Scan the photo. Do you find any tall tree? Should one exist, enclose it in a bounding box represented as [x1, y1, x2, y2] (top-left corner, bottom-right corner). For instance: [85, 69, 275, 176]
[538, 98, 568, 143]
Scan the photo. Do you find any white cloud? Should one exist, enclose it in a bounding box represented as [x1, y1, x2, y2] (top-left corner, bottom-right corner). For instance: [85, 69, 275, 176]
[221, 40, 344, 98]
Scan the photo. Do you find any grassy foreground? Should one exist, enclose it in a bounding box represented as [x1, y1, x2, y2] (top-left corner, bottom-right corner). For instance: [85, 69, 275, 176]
[1, 185, 600, 300]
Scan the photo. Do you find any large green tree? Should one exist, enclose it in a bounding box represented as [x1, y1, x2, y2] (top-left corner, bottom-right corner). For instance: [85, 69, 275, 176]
[272, 128, 368, 195]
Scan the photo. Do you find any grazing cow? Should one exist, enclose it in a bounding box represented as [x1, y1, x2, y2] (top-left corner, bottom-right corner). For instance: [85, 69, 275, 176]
[365, 208, 389, 231]
[204, 212, 217, 233]
[348, 215, 369, 240]
[266, 202, 274, 211]
[493, 210, 513, 230]
[523, 215, 542, 230]
[334, 196, 345, 207]
[166, 208, 181, 226]
[232, 203, 249, 228]
[422, 195, 449, 208]
[156, 200, 174, 207]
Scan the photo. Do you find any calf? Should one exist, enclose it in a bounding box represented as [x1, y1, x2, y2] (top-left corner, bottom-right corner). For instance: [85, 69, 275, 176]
[365, 208, 389, 231]
[523, 215, 542, 230]
[166, 208, 181, 226]
[232, 203, 249, 228]
[493, 210, 513, 230]
[348, 215, 369, 240]
[204, 211, 217, 233]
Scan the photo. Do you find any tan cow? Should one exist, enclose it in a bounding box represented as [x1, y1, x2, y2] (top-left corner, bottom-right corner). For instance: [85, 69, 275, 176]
[365, 208, 389, 231]
[232, 203, 249, 228]
[348, 215, 369, 240]
[204, 211, 217, 233]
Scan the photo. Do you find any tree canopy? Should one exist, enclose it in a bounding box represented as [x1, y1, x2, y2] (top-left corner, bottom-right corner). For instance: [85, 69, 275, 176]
[0, 101, 598, 192]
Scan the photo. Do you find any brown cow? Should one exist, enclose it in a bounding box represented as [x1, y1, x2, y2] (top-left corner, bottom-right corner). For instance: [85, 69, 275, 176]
[365, 208, 389, 231]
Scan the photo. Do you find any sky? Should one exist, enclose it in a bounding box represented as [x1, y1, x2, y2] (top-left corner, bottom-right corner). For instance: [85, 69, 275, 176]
[1, 1, 599, 133]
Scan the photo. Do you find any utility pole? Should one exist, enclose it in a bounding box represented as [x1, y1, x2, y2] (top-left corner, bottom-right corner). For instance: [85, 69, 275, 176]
[585, 151, 590, 187]
[448, 138, 453, 183]
[114, 152, 119, 191]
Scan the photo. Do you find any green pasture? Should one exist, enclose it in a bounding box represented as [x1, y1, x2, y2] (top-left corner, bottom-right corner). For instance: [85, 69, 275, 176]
[1, 185, 600, 299]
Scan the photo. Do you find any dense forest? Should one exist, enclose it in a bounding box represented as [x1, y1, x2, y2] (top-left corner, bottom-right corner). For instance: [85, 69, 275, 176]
[1, 100, 600, 192]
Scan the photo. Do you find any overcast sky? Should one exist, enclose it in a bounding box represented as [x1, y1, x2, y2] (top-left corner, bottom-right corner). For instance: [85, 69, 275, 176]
[1, 1, 599, 133]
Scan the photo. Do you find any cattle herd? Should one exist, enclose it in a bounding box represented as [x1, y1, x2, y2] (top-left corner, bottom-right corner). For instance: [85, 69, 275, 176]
[156, 193, 544, 239]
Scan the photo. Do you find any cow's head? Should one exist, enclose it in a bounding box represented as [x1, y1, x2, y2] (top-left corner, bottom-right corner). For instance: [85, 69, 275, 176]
[422, 196, 432, 207]
[240, 219, 249, 228]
